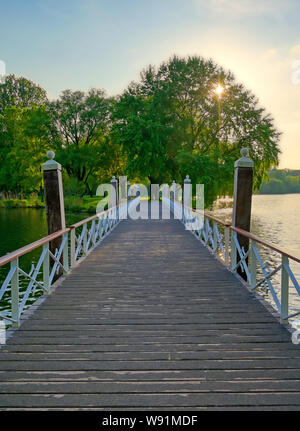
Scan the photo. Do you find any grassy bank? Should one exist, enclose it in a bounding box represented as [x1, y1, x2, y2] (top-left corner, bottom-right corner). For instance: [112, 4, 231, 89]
[0, 196, 102, 213]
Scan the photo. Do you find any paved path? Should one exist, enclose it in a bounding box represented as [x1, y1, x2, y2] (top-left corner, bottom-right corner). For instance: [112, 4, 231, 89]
[0, 214, 300, 410]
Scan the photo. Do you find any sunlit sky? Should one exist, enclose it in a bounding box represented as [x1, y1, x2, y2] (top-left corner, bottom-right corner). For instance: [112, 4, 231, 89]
[1, 0, 300, 168]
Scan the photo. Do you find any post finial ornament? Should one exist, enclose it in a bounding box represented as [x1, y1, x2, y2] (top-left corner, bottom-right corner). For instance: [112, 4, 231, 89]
[47, 150, 55, 160]
[42, 150, 61, 171]
[240, 147, 249, 158]
[234, 147, 254, 168]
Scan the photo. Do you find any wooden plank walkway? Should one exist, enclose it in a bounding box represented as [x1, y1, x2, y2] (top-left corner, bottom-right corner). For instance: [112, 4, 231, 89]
[1, 211, 300, 410]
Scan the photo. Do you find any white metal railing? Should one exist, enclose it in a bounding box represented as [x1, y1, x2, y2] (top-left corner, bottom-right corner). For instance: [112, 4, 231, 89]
[165, 196, 300, 324]
[0, 197, 139, 327]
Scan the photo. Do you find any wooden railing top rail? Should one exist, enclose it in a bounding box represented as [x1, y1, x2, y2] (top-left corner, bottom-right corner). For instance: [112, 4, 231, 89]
[204, 212, 231, 227]
[179, 201, 300, 264]
[0, 228, 70, 268]
[182, 204, 231, 227]
[69, 206, 117, 229]
[205, 210, 300, 263]
[1, 198, 300, 268]
[0, 200, 133, 267]
[231, 226, 300, 264]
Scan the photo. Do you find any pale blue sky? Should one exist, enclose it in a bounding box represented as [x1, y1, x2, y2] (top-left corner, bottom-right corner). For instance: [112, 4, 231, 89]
[1, 0, 300, 167]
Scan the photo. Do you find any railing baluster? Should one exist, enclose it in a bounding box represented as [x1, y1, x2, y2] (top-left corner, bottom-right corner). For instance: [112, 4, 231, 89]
[164, 195, 300, 323]
[43, 243, 50, 294]
[231, 231, 237, 272]
[225, 226, 230, 266]
[70, 229, 76, 267]
[281, 255, 289, 324]
[213, 221, 218, 252]
[0, 200, 141, 326]
[83, 225, 88, 255]
[63, 232, 69, 274]
[250, 240, 257, 289]
[11, 258, 19, 327]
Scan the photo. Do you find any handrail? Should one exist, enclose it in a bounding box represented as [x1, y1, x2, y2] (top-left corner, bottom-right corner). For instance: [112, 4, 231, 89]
[0, 228, 70, 267]
[70, 203, 121, 229]
[231, 226, 300, 264]
[182, 203, 231, 227]
[165, 196, 300, 324]
[0, 205, 124, 266]
[191, 206, 300, 264]
[204, 213, 231, 227]
[0, 197, 139, 327]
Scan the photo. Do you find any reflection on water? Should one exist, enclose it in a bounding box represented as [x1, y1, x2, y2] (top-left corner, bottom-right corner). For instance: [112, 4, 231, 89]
[213, 194, 300, 320]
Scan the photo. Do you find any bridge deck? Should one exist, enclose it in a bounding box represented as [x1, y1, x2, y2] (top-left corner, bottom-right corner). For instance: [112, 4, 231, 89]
[1, 215, 300, 410]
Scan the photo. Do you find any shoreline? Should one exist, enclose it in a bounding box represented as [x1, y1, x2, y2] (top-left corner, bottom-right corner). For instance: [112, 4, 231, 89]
[0, 196, 102, 214]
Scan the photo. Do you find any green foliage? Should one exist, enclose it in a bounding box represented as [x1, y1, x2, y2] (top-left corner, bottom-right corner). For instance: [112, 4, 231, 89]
[113, 55, 280, 205]
[0, 106, 49, 194]
[0, 74, 47, 114]
[63, 196, 103, 213]
[0, 57, 281, 207]
[259, 169, 300, 194]
[0, 198, 44, 208]
[0, 195, 102, 213]
[48, 89, 124, 195]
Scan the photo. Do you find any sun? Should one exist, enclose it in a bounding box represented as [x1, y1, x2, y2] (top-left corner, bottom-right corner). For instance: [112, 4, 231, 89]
[214, 84, 224, 97]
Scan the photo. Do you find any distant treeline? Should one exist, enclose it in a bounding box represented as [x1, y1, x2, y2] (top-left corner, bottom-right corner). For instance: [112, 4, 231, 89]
[259, 169, 300, 194]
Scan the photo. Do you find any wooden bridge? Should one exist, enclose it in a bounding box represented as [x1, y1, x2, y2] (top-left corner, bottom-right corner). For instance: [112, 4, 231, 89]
[1, 199, 300, 410]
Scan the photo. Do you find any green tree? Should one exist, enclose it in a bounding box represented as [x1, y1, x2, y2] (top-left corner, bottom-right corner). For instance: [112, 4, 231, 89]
[113, 55, 281, 206]
[0, 74, 49, 196]
[259, 169, 300, 194]
[0, 74, 47, 114]
[0, 106, 50, 195]
[48, 89, 120, 195]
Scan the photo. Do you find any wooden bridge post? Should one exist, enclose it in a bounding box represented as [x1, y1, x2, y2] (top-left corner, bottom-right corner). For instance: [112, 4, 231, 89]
[42, 151, 66, 273]
[232, 148, 254, 280]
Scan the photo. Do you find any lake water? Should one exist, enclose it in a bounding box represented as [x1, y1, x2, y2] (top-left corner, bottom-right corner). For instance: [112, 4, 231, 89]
[213, 194, 300, 319]
[0, 209, 90, 315]
[1, 195, 300, 320]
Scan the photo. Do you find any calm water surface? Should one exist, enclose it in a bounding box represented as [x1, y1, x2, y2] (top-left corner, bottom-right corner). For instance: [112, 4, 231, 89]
[213, 194, 300, 318]
[0, 209, 90, 315]
[1, 195, 300, 319]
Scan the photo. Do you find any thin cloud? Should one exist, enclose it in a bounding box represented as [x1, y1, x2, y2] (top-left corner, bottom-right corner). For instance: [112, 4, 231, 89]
[198, 0, 295, 16]
[290, 45, 300, 57]
[263, 49, 278, 59]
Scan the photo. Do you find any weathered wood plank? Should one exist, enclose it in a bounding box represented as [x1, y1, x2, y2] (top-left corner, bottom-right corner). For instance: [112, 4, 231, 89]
[0, 392, 300, 408]
[1, 213, 300, 410]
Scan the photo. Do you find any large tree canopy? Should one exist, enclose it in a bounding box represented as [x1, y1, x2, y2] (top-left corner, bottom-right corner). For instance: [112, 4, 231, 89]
[0, 58, 281, 205]
[48, 89, 123, 195]
[113, 55, 281, 205]
[0, 74, 48, 114]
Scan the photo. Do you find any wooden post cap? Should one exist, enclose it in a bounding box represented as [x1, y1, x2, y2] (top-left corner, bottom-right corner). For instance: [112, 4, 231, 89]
[184, 175, 191, 184]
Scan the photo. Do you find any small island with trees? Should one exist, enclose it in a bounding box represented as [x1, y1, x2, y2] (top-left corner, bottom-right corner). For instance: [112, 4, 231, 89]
[0, 55, 282, 209]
